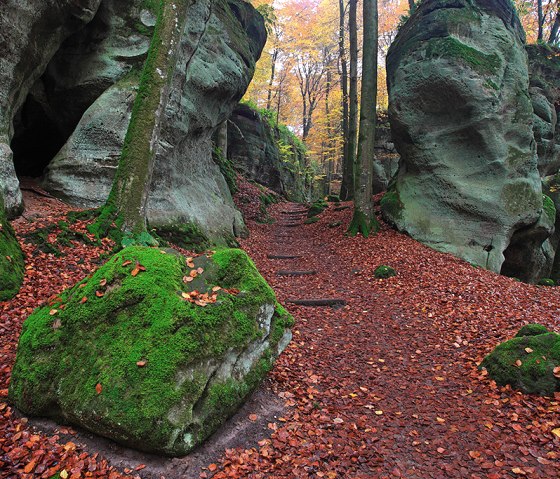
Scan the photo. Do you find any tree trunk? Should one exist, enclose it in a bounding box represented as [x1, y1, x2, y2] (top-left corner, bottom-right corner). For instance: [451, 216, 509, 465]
[266, 48, 278, 110]
[94, 0, 188, 238]
[344, 0, 359, 201]
[550, 3, 560, 44]
[339, 0, 352, 200]
[348, 0, 379, 237]
[325, 67, 334, 195]
[538, 0, 544, 42]
[408, 0, 415, 13]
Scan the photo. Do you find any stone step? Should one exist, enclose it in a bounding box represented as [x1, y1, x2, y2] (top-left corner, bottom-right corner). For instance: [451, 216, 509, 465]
[267, 254, 302, 260]
[286, 298, 346, 307]
[277, 270, 317, 276]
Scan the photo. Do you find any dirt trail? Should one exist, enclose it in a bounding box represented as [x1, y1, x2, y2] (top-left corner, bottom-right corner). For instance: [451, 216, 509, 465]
[230, 201, 560, 479]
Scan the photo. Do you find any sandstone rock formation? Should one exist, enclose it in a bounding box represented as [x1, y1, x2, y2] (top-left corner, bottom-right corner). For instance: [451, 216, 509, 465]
[9, 247, 293, 456]
[0, 0, 103, 216]
[227, 103, 308, 201]
[1, 0, 266, 243]
[528, 45, 560, 177]
[383, 0, 546, 279]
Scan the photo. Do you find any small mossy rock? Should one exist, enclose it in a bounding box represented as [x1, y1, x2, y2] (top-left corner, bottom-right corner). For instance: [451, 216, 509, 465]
[538, 278, 555, 286]
[515, 323, 550, 338]
[304, 216, 320, 225]
[374, 265, 396, 279]
[480, 325, 560, 396]
[307, 200, 328, 218]
[9, 246, 293, 456]
[0, 195, 24, 300]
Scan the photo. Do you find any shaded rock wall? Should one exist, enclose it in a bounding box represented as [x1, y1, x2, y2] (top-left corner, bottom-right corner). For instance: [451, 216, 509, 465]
[0, 0, 266, 244]
[383, 0, 545, 279]
[227, 103, 308, 202]
[0, 0, 102, 216]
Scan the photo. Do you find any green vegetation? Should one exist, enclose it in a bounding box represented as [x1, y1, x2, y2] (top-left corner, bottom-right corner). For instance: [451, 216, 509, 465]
[347, 209, 380, 238]
[538, 278, 555, 287]
[480, 325, 560, 395]
[23, 221, 99, 257]
[380, 186, 404, 222]
[374, 265, 397, 279]
[0, 196, 24, 301]
[542, 195, 556, 223]
[308, 199, 328, 218]
[304, 216, 320, 224]
[154, 223, 211, 252]
[9, 247, 293, 455]
[327, 195, 340, 203]
[425, 37, 501, 76]
[213, 146, 238, 195]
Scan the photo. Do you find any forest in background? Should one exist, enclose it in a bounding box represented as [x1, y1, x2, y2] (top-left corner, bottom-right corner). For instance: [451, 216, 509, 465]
[245, 0, 560, 178]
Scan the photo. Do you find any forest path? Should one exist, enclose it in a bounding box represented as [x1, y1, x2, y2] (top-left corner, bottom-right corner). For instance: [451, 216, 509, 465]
[229, 201, 560, 479]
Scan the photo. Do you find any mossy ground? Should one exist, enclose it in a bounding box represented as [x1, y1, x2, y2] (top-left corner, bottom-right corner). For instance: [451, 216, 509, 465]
[480, 325, 560, 395]
[0, 197, 24, 301]
[9, 246, 293, 456]
[374, 265, 397, 279]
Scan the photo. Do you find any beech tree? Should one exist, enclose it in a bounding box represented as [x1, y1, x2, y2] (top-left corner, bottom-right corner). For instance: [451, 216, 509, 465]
[94, 1, 187, 240]
[348, 0, 380, 236]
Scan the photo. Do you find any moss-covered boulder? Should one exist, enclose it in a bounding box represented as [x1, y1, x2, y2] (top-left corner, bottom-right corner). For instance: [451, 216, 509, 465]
[9, 246, 293, 456]
[0, 195, 24, 300]
[480, 325, 560, 396]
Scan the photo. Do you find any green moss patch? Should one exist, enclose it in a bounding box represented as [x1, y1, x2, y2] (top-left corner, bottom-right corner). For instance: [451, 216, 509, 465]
[9, 246, 292, 456]
[480, 325, 560, 395]
[0, 197, 24, 301]
[307, 200, 328, 218]
[153, 223, 210, 252]
[380, 186, 404, 222]
[542, 195, 556, 223]
[374, 265, 397, 279]
[425, 36, 501, 76]
[304, 216, 320, 224]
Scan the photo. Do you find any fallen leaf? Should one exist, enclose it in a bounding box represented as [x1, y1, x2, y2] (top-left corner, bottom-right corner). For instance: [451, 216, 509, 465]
[249, 414, 258, 421]
[137, 361, 147, 367]
[96, 383, 102, 395]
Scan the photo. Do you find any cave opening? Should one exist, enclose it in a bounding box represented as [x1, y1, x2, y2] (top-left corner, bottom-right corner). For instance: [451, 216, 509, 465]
[11, 90, 69, 179]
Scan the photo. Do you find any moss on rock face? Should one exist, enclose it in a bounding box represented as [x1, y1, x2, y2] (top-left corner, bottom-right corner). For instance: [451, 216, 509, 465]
[0, 196, 24, 301]
[480, 325, 560, 396]
[9, 246, 293, 456]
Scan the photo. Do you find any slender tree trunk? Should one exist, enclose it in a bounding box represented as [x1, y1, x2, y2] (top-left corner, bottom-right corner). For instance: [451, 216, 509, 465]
[348, 0, 379, 237]
[325, 67, 334, 195]
[266, 49, 278, 110]
[538, 0, 544, 42]
[94, 0, 188, 238]
[550, 3, 560, 44]
[345, 0, 359, 201]
[339, 0, 352, 200]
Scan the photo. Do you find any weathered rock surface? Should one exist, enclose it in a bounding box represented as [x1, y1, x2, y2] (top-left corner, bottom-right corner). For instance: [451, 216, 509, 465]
[0, 195, 24, 300]
[227, 103, 308, 201]
[41, 0, 265, 241]
[0, 0, 102, 215]
[9, 247, 293, 456]
[383, 0, 545, 277]
[527, 45, 560, 177]
[481, 324, 560, 396]
[146, 0, 266, 241]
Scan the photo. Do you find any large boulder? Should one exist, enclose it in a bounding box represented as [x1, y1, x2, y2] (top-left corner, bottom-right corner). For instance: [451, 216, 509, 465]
[0, 0, 103, 216]
[527, 45, 560, 177]
[9, 246, 293, 456]
[41, 0, 266, 242]
[383, 0, 544, 276]
[480, 324, 560, 396]
[0, 195, 24, 300]
[145, 0, 266, 241]
[227, 103, 308, 202]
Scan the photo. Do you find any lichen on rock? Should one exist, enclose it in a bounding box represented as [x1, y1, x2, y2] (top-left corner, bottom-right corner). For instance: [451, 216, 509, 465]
[8, 246, 293, 456]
